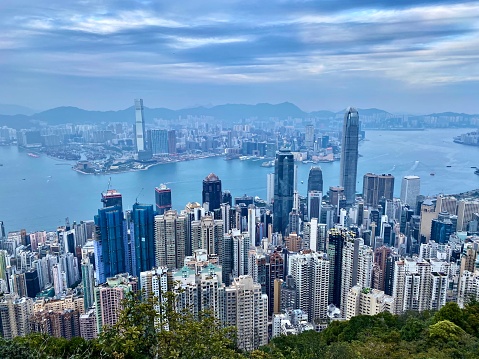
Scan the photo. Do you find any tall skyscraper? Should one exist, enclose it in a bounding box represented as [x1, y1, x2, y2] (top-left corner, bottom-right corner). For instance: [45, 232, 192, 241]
[202, 173, 222, 212]
[134, 99, 146, 153]
[81, 258, 95, 310]
[339, 107, 359, 205]
[308, 166, 323, 193]
[150, 129, 168, 155]
[93, 204, 125, 284]
[273, 149, 295, 235]
[289, 250, 330, 321]
[266, 173, 275, 204]
[305, 124, 315, 149]
[167, 130, 177, 155]
[155, 184, 172, 215]
[400, 175, 421, 207]
[362, 173, 395, 208]
[155, 210, 187, 269]
[224, 275, 268, 351]
[327, 228, 348, 308]
[131, 203, 155, 276]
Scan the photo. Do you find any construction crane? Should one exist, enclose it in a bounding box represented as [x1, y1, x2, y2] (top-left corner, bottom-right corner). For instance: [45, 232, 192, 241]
[135, 188, 144, 204]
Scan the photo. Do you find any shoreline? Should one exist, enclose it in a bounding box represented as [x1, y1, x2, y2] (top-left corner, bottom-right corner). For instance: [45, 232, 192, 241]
[73, 153, 223, 175]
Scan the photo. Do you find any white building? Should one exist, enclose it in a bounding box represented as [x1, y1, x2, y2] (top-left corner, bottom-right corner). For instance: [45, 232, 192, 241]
[340, 238, 373, 315]
[393, 258, 448, 314]
[346, 286, 395, 320]
[134, 99, 146, 152]
[224, 275, 268, 351]
[400, 175, 420, 207]
[289, 250, 330, 321]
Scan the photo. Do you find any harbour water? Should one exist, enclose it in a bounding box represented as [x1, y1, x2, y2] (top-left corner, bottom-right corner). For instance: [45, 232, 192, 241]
[0, 128, 478, 232]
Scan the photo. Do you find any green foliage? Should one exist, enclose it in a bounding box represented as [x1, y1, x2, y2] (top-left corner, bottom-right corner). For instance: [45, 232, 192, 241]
[428, 320, 467, 343]
[2, 298, 479, 359]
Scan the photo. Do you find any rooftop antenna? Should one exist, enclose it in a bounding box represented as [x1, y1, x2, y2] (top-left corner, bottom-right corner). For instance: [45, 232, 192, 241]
[106, 177, 112, 192]
[136, 187, 144, 204]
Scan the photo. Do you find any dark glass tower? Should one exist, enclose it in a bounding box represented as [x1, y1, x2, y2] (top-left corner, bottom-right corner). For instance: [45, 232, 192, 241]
[155, 184, 172, 215]
[273, 149, 294, 235]
[131, 203, 155, 276]
[94, 204, 125, 284]
[307, 166, 323, 193]
[339, 107, 359, 205]
[327, 228, 346, 308]
[202, 173, 222, 212]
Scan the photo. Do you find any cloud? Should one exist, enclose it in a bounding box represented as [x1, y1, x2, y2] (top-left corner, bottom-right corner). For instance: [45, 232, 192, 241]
[1, 0, 478, 112]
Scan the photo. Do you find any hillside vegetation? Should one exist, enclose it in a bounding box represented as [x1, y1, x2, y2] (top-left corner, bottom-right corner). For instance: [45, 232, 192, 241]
[1, 295, 479, 358]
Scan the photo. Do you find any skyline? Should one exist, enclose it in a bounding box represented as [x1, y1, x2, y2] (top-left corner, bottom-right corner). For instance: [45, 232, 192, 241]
[2, 1, 479, 113]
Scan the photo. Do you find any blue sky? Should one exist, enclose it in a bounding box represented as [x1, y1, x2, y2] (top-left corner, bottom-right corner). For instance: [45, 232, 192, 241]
[1, 0, 479, 113]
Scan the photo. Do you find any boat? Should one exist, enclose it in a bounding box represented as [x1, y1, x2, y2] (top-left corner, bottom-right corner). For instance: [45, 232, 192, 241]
[446, 165, 452, 168]
[27, 153, 39, 158]
[261, 161, 274, 167]
[430, 173, 435, 176]
[475, 169, 479, 175]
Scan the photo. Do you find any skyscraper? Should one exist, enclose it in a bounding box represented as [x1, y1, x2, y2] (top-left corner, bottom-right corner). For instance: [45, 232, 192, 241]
[224, 275, 268, 351]
[289, 250, 330, 321]
[155, 184, 172, 215]
[131, 203, 155, 276]
[150, 129, 168, 155]
[202, 173, 222, 212]
[339, 107, 360, 205]
[308, 166, 323, 193]
[400, 175, 421, 207]
[134, 99, 146, 153]
[266, 173, 275, 204]
[167, 130, 177, 155]
[155, 210, 187, 269]
[273, 149, 294, 234]
[362, 173, 395, 208]
[81, 258, 95, 310]
[101, 189, 123, 211]
[93, 204, 125, 284]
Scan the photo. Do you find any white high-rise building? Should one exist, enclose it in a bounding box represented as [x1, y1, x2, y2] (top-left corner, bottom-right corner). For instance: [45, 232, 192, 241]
[340, 237, 373, 315]
[191, 215, 223, 257]
[0, 295, 33, 339]
[134, 99, 146, 152]
[346, 286, 395, 320]
[289, 250, 330, 321]
[155, 210, 187, 270]
[400, 175, 420, 207]
[458, 270, 479, 308]
[172, 254, 225, 321]
[266, 173, 275, 204]
[247, 206, 256, 245]
[224, 275, 268, 351]
[302, 219, 327, 253]
[392, 258, 448, 314]
[140, 267, 169, 312]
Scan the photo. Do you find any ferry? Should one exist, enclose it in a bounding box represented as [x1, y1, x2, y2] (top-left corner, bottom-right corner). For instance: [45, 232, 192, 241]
[261, 160, 274, 167]
[27, 153, 40, 158]
[475, 169, 479, 176]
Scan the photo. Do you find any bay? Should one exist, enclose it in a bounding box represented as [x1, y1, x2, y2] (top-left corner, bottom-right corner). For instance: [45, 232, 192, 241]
[0, 128, 478, 232]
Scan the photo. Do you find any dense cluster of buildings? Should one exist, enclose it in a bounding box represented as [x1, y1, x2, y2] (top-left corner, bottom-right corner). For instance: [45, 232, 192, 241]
[1, 106, 479, 351]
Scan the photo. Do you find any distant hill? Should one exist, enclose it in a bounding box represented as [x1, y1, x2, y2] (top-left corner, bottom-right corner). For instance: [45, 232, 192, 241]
[0, 102, 476, 129]
[0, 104, 37, 116]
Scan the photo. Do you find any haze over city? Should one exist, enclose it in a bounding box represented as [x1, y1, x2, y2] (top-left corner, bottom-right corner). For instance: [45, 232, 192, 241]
[1, 0, 479, 113]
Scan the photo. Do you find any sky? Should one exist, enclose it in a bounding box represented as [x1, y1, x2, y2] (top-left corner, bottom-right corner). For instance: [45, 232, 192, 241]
[1, 0, 479, 114]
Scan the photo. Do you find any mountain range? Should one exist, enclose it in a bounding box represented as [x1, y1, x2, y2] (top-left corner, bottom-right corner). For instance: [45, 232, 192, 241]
[0, 102, 477, 129]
